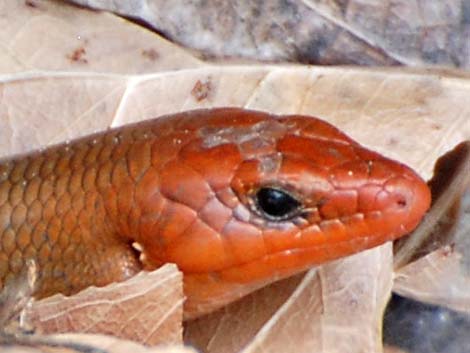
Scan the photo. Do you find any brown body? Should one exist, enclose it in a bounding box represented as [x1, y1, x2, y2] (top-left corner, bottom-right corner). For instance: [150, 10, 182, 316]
[0, 108, 431, 319]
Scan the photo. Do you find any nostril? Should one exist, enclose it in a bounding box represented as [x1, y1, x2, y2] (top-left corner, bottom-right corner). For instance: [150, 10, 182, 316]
[382, 172, 431, 234]
[384, 176, 416, 212]
[396, 197, 408, 208]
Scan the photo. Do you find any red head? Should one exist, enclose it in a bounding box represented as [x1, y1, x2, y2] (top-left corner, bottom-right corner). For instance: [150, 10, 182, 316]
[132, 108, 430, 318]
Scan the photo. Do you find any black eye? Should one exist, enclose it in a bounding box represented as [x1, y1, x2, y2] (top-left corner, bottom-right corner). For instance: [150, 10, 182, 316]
[255, 187, 302, 220]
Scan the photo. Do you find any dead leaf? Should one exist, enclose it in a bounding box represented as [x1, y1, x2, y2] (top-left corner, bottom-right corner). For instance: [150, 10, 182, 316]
[1, 65, 469, 352]
[395, 141, 470, 267]
[0, 332, 197, 353]
[186, 245, 392, 353]
[2, 67, 468, 178]
[223, 246, 390, 353]
[394, 240, 470, 312]
[185, 273, 304, 353]
[392, 142, 470, 314]
[0, 259, 36, 332]
[0, 0, 202, 74]
[25, 264, 183, 346]
[1, 2, 470, 353]
[68, 0, 470, 68]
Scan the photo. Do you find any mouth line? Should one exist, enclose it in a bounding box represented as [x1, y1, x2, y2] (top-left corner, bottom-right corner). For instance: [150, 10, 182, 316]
[185, 227, 404, 277]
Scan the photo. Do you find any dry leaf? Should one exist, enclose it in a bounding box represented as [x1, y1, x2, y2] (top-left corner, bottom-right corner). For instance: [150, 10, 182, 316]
[1, 65, 469, 352]
[247, 246, 392, 353]
[25, 264, 183, 346]
[2, 66, 468, 176]
[394, 240, 470, 313]
[393, 143, 470, 313]
[68, 0, 470, 68]
[0, 259, 37, 332]
[185, 273, 305, 352]
[394, 142, 470, 267]
[1, 2, 470, 353]
[186, 246, 392, 353]
[0, 0, 202, 74]
[394, 192, 470, 313]
[0, 333, 197, 353]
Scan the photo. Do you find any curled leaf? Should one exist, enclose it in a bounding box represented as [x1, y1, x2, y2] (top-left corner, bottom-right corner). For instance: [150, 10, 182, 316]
[25, 264, 183, 346]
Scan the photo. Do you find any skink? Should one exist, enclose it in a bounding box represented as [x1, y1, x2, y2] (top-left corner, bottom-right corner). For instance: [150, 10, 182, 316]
[0, 108, 431, 319]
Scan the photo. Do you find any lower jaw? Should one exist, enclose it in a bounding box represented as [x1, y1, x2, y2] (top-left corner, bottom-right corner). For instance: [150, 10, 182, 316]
[182, 212, 423, 319]
[182, 235, 393, 320]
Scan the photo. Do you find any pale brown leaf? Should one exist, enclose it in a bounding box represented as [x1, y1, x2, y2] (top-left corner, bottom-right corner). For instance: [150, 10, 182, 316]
[2, 67, 468, 178]
[1, 3, 470, 352]
[394, 142, 470, 268]
[395, 245, 469, 309]
[25, 264, 183, 346]
[393, 143, 470, 313]
[0, 333, 197, 353]
[0, 0, 202, 74]
[185, 274, 304, 353]
[1, 65, 469, 351]
[186, 245, 392, 353]
[243, 245, 393, 353]
[0, 259, 37, 332]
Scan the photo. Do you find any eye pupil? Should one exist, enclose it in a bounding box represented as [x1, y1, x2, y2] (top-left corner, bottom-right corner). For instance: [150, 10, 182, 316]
[256, 187, 301, 220]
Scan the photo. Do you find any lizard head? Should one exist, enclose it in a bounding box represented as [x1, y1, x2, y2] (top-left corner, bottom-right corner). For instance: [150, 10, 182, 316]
[135, 108, 431, 318]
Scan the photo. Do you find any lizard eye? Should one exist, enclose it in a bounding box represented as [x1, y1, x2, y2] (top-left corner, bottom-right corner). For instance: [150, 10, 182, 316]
[255, 187, 302, 221]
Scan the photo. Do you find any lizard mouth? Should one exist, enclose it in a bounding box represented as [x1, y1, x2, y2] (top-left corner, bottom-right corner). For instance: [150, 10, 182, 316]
[182, 185, 431, 320]
[194, 171, 431, 284]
